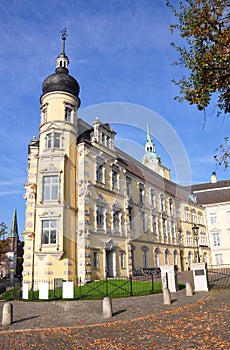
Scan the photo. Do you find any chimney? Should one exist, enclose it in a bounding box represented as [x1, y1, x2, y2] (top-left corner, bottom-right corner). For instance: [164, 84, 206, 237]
[211, 172, 217, 183]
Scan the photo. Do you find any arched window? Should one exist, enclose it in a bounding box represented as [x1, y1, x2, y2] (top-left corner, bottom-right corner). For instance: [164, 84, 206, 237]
[142, 246, 148, 268]
[155, 248, 160, 267]
[173, 249, 178, 266]
[164, 248, 169, 264]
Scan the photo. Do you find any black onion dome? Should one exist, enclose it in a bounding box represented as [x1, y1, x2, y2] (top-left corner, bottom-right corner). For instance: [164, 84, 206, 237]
[41, 66, 81, 105]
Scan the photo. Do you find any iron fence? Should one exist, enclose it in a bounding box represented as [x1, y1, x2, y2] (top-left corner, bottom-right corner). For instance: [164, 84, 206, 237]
[207, 264, 230, 289]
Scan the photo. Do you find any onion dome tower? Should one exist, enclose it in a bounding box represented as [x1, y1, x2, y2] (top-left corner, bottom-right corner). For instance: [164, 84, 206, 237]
[41, 28, 81, 106]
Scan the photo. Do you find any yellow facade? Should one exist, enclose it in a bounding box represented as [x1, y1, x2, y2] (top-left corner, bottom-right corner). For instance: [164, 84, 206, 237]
[22, 40, 211, 290]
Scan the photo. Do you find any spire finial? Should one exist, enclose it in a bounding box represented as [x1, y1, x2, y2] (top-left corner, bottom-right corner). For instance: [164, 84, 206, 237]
[61, 28, 68, 53]
[146, 122, 152, 143]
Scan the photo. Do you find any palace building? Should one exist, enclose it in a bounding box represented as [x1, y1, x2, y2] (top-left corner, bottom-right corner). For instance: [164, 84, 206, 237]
[22, 35, 210, 288]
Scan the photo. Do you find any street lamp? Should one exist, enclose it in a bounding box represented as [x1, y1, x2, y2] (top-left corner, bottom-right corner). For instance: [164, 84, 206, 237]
[192, 224, 200, 263]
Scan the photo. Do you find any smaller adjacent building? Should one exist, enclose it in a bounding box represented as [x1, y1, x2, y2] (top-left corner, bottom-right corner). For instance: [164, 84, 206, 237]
[192, 173, 230, 265]
[0, 209, 23, 279]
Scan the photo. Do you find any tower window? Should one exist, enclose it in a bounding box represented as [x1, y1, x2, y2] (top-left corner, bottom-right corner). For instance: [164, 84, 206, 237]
[64, 103, 75, 123]
[41, 220, 57, 245]
[43, 175, 59, 201]
[46, 132, 61, 149]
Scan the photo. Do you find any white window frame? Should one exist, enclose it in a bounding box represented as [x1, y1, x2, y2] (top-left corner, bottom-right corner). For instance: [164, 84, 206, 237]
[215, 254, 223, 265]
[184, 207, 190, 222]
[191, 210, 196, 223]
[120, 251, 125, 269]
[150, 189, 156, 208]
[186, 231, 192, 246]
[46, 131, 62, 149]
[210, 213, 217, 224]
[41, 219, 57, 245]
[43, 175, 59, 201]
[112, 209, 122, 233]
[212, 231, 221, 247]
[111, 169, 119, 190]
[96, 205, 106, 230]
[64, 103, 75, 123]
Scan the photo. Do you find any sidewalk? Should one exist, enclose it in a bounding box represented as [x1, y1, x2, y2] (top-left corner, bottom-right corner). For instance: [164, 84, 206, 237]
[0, 289, 229, 349]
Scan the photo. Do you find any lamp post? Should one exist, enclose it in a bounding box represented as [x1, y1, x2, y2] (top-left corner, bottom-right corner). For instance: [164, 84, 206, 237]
[192, 224, 200, 263]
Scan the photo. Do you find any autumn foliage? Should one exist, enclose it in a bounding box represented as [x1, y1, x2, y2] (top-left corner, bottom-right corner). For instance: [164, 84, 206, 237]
[167, 0, 230, 115]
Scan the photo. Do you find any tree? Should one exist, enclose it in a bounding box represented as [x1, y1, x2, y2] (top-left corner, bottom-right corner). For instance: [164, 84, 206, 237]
[167, 0, 230, 167]
[167, 0, 230, 113]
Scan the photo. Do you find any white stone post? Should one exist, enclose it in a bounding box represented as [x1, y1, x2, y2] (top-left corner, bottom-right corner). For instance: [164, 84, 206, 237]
[160, 265, 178, 292]
[2, 302, 13, 326]
[191, 263, 209, 292]
[103, 297, 113, 318]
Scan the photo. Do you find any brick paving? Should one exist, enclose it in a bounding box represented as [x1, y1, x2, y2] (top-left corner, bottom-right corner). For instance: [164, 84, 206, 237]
[0, 289, 229, 349]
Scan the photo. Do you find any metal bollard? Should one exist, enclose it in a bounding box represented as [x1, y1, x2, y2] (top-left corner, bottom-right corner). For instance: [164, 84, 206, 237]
[2, 302, 13, 326]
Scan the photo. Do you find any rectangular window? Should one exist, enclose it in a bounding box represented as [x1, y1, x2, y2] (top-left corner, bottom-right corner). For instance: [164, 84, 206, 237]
[210, 213, 217, 224]
[184, 209, 190, 222]
[191, 211, 196, 223]
[96, 206, 105, 229]
[96, 163, 104, 183]
[65, 106, 73, 122]
[212, 232, 221, 247]
[171, 220, 176, 238]
[126, 178, 132, 198]
[200, 233, 207, 245]
[142, 249, 148, 268]
[42, 220, 57, 245]
[160, 195, 165, 212]
[186, 232, 192, 246]
[150, 189, 156, 208]
[120, 251, 125, 269]
[93, 250, 99, 269]
[111, 170, 119, 189]
[46, 132, 61, 149]
[139, 186, 144, 205]
[53, 132, 61, 148]
[113, 210, 121, 232]
[128, 207, 134, 230]
[162, 218, 167, 236]
[198, 213, 203, 225]
[215, 254, 223, 265]
[43, 176, 58, 201]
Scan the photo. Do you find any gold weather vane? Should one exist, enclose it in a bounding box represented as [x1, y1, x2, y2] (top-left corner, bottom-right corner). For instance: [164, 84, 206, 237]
[61, 28, 68, 53]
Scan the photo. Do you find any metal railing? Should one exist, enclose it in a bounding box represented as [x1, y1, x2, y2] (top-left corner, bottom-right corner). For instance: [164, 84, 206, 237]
[207, 264, 230, 289]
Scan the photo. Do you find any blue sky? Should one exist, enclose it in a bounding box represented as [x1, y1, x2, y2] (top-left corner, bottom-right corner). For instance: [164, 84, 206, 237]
[0, 0, 229, 237]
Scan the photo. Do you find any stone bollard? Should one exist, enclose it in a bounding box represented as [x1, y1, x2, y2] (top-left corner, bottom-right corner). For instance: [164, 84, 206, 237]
[163, 288, 171, 305]
[186, 282, 193, 296]
[2, 302, 13, 326]
[102, 297, 113, 318]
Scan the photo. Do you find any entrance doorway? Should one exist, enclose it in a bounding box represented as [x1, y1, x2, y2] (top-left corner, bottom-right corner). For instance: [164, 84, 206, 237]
[106, 250, 114, 277]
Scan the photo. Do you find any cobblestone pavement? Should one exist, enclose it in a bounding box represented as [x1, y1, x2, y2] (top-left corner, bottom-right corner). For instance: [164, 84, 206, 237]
[0, 289, 229, 349]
